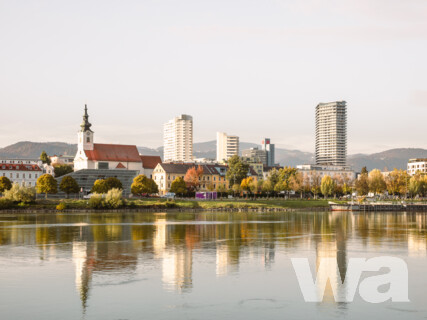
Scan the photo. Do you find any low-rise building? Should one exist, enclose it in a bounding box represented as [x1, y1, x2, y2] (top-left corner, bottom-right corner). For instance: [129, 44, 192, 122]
[152, 163, 229, 195]
[50, 154, 75, 167]
[140, 155, 162, 179]
[0, 161, 42, 187]
[407, 159, 427, 176]
[296, 164, 356, 184]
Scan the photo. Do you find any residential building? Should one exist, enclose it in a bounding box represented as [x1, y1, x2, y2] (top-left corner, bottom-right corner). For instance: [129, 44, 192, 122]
[0, 161, 42, 187]
[152, 163, 228, 195]
[261, 138, 276, 167]
[140, 155, 162, 179]
[216, 132, 239, 163]
[73, 105, 144, 173]
[163, 114, 193, 162]
[296, 164, 356, 185]
[315, 101, 347, 167]
[407, 159, 427, 176]
[50, 154, 74, 167]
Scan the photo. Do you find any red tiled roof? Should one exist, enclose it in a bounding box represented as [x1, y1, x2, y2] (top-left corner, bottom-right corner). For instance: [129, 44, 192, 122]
[140, 155, 162, 169]
[0, 164, 42, 171]
[116, 162, 126, 169]
[84, 144, 142, 162]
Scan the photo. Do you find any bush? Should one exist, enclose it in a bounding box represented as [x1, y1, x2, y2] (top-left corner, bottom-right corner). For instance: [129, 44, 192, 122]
[0, 198, 13, 209]
[88, 193, 104, 209]
[4, 183, 36, 203]
[56, 202, 67, 211]
[165, 200, 176, 208]
[105, 188, 123, 208]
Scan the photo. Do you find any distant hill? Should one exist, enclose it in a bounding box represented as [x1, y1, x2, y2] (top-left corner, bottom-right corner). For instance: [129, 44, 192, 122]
[0, 141, 425, 172]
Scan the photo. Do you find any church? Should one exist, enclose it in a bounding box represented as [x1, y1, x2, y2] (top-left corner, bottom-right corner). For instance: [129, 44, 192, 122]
[73, 105, 160, 176]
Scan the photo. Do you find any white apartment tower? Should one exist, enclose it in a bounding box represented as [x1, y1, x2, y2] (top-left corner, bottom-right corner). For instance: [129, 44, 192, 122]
[315, 101, 347, 167]
[163, 115, 193, 162]
[216, 132, 239, 162]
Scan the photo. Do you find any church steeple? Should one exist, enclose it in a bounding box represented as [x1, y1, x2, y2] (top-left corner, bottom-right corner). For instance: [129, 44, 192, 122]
[80, 104, 93, 132]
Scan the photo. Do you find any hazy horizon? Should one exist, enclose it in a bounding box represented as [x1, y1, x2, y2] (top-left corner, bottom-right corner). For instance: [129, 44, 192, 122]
[1, 0, 426, 154]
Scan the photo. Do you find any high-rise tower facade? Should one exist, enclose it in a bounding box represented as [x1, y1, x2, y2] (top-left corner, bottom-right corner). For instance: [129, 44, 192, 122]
[315, 101, 347, 167]
[216, 132, 239, 162]
[163, 115, 193, 162]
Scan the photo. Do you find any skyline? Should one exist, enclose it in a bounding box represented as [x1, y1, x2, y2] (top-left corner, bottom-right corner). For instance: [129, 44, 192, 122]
[1, 0, 427, 153]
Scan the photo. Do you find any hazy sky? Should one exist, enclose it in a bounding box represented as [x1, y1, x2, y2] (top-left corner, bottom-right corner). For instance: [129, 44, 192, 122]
[1, 0, 426, 154]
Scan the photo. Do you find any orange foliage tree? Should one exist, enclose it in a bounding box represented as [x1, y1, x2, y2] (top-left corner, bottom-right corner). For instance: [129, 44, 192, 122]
[184, 165, 204, 192]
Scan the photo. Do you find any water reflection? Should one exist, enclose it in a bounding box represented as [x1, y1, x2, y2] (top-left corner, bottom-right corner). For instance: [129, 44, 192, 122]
[0, 211, 427, 319]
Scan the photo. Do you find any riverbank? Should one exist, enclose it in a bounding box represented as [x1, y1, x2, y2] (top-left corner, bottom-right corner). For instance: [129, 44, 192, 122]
[0, 198, 330, 213]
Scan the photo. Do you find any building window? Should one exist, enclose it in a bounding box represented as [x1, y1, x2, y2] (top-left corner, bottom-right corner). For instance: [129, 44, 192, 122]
[87, 137, 90, 143]
[16, 173, 19, 178]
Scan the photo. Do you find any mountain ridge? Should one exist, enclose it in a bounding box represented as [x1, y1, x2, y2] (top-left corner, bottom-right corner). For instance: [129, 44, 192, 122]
[0, 141, 425, 172]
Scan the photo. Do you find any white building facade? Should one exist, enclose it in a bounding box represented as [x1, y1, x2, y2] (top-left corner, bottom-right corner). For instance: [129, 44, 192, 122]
[297, 164, 356, 185]
[163, 115, 193, 162]
[0, 160, 42, 187]
[73, 105, 144, 173]
[315, 101, 347, 167]
[216, 132, 239, 163]
[407, 158, 427, 176]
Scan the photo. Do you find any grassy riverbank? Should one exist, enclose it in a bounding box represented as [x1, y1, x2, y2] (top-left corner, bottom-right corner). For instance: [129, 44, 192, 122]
[0, 198, 330, 212]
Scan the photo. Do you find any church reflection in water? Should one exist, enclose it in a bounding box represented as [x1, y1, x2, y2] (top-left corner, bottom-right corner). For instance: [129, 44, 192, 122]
[1, 211, 427, 310]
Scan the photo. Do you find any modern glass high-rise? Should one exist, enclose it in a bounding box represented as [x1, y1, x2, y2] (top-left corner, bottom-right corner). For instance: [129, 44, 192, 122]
[315, 101, 347, 167]
[163, 115, 193, 162]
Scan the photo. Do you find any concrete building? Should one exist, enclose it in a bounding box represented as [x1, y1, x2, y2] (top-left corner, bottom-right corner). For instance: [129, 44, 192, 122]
[242, 148, 267, 165]
[163, 115, 193, 162]
[407, 158, 427, 176]
[315, 101, 347, 167]
[216, 132, 239, 163]
[261, 138, 275, 167]
[0, 161, 42, 187]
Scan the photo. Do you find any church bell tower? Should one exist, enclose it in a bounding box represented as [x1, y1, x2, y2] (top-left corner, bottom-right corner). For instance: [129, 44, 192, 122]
[78, 104, 94, 151]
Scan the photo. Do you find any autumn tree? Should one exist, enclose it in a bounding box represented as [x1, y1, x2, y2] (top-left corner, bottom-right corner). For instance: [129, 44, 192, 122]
[131, 175, 158, 195]
[241, 177, 256, 194]
[368, 169, 386, 195]
[355, 171, 369, 196]
[0, 176, 12, 193]
[36, 174, 58, 199]
[225, 155, 249, 185]
[320, 175, 335, 199]
[184, 165, 204, 192]
[59, 176, 80, 198]
[385, 169, 407, 196]
[289, 172, 304, 198]
[310, 171, 321, 199]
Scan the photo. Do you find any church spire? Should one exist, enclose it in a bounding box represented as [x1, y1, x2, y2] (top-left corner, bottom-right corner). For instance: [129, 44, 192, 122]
[80, 104, 93, 132]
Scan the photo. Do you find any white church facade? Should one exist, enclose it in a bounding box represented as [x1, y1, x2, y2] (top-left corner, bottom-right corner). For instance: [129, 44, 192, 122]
[74, 106, 159, 173]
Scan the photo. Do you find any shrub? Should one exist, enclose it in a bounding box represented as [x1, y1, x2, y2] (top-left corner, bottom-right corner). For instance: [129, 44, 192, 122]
[17, 202, 29, 208]
[4, 183, 36, 203]
[56, 202, 67, 211]
[88, 193, 104, 209]
[165, 200, 176, 208]
[0, 198, 13, 209]
[105, 188, 123, 208]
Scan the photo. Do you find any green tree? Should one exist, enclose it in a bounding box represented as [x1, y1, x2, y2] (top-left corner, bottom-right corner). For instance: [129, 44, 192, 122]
[131, 174, 157, 195]
[320, 175, 335, 199]
[91, 179, 108, 193]
[368, 169, 386, 195]
[54, 164, 73, 177]
[226, 155, 250, 185]
[105, 177, 123, 190]
[361, 166, 368, 175]
[170, 177, 187, 196]
[36, 174, 58, 199]
[40, 151, 51, 165]
[59, 176, 80, 198]
[261, 179, 274, 195]
[0, 176, 12, 193]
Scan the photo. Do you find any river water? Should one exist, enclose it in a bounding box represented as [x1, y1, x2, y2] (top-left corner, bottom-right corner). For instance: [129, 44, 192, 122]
[0, 211, 426, 319]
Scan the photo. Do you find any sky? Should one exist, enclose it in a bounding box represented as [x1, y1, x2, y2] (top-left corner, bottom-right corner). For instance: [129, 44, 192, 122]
[1, 0, 426, 154]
